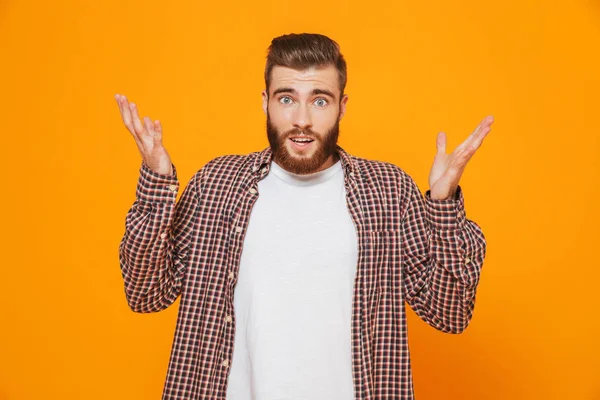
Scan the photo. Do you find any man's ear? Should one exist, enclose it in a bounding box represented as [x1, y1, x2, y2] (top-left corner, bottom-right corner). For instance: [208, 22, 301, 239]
[262, 90, 268, 116]
[339, 93, 349, 121]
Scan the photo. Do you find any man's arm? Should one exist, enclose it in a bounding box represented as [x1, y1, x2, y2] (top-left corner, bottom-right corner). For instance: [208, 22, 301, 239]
[118, 161, 199, 313]
[401, 177, 486, 333]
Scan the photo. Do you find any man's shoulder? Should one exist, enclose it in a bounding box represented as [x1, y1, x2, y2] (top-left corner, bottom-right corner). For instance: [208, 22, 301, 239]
[347, 153, 419, 211]
[191, 150, 263, 181]
[204, 152, 255, 172]
[349, 153, 412, 183]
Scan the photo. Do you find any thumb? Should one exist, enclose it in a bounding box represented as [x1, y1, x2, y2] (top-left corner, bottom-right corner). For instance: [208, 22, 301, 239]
[436, 131, 446, 155]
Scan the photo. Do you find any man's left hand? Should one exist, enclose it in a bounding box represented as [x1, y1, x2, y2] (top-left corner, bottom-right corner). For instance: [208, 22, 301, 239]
[428, 116, 494, 200]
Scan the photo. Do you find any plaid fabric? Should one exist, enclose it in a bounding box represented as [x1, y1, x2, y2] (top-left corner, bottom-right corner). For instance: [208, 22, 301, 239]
[119, 145, 486, 399]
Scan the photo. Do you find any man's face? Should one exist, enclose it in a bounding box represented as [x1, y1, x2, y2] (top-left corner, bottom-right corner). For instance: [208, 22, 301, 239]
[262, 64, 348, 174]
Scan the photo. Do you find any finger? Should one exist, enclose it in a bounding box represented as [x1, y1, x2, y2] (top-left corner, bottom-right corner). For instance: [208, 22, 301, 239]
[436, 131, 446, 155]
[455, 122, 482, 153]
[467, 116, 494, 145]
[454, 143, 483, 177]
[463, 117, 494, 153]
[129, 131, 144, 155]
[117, 95, 145, 150]
[129, 103, 145, 136]
[154, 120, 163, 141]
[144, 116, 160, 142]
[455, 116, 493, 154]
[459, 145, 476, 166]
[118, 95, 135, 134]
[469, 124, 492, 150]
[115, 94, 125, 117]
[449, 117, 494, 175]
[123, 111, 144, 153]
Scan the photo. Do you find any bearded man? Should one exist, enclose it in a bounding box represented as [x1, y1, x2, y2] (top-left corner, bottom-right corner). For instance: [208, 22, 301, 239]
[116, 32, 493, 400]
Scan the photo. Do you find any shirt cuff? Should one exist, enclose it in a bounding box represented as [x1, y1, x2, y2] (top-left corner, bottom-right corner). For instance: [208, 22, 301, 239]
[135, 161, 179, 203]
[424, 185, 467, 231]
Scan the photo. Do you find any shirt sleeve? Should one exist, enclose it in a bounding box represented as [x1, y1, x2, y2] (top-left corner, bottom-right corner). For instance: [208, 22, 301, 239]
[401, 178, 486, 333]
[118, 161, 200, 313]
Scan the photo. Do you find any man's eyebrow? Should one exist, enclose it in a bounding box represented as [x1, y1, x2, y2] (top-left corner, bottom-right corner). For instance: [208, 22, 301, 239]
[272, 87, 296, 96]
[271, 87, 337, 99]
[311, 89, 336, 99]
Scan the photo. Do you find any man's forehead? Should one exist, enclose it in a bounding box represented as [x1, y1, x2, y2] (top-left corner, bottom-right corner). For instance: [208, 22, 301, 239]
[270, 65, 340, 97]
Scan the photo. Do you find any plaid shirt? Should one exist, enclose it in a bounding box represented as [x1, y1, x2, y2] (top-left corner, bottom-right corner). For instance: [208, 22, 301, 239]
[119, 145, 486, 400]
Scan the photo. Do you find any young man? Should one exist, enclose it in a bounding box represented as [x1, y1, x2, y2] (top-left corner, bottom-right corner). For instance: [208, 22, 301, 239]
[116, 33, 492, 400]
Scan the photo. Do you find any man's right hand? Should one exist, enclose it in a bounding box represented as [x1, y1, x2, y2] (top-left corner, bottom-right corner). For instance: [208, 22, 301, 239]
[115, 93, 174, 176]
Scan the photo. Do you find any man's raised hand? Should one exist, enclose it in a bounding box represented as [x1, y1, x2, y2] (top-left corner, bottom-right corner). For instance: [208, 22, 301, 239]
[428, 116, 494, 200]
[115, 94, 174, 176]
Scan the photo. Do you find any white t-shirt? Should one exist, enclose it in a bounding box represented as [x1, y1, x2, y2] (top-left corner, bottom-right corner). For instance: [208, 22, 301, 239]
[226, 159, 358, 400]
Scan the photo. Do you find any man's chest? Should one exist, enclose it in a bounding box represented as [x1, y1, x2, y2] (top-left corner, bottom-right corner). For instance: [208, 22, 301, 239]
[237, 174, 359, 289]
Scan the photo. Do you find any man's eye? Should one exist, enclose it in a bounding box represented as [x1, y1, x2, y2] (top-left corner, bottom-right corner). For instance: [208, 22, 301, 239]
[314, 98, 328, 107]
[279, 96, 293, 105]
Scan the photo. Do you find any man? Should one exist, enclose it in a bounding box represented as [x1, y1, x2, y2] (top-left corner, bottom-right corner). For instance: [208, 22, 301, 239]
[116, 33, 492, 400]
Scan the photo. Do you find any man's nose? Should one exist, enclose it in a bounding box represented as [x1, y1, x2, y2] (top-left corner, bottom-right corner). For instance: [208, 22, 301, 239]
[292, 103, 312, 131]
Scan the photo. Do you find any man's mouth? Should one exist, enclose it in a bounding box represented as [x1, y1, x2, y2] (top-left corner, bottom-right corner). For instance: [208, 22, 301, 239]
[289, 137, 315, 150]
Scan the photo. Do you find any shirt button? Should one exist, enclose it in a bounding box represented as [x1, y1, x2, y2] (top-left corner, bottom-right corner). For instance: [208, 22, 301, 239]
[249, 188, 257, 195]
[465, 256, 471, 264]
[235, 226, 243, 233]
[225, 315, 232, 323]
[228, 271, 234, 279]
[252, 166, 258, 172]
[168, 184, 177, 192]
[160, 232, 167, 239]
[222, 359, 229, 367]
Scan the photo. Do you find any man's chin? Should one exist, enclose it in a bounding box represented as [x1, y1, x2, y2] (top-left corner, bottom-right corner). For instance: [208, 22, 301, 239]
[274, 148, 322, 174]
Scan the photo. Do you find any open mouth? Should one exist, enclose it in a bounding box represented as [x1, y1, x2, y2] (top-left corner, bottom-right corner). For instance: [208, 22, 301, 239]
[289, 137, 315, 150]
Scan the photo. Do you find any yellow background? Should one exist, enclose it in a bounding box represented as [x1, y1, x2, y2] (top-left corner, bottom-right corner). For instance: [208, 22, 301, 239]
[1, 0, 599, 398]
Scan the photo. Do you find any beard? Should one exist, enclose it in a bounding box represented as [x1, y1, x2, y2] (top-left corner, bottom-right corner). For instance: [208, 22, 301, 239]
[266, 110, 340, 175]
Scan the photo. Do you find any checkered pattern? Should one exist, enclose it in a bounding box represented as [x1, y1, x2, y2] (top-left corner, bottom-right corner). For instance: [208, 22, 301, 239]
[119, 145, 486, 399]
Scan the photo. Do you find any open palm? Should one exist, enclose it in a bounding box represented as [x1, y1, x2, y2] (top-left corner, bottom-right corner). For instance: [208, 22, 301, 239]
[115, 93, 173, 175]
[429, 116, 494, 200]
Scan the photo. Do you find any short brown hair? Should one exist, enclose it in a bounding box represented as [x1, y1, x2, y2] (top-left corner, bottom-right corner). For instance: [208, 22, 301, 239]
[264, 33, 347, 97]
